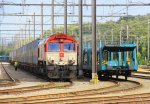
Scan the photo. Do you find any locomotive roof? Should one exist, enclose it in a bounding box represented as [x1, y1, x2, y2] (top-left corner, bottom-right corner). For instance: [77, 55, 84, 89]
[45, 33, 77, 43]
[103, 43, 136, 52]
[38, 33, 77, 46]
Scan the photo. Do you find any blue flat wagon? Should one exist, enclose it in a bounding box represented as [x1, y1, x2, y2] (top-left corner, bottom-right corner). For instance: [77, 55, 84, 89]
[82, 41, 138, 80]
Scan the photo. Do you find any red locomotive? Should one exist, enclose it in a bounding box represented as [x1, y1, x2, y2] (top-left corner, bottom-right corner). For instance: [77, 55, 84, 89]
[9, 33, 77, 79]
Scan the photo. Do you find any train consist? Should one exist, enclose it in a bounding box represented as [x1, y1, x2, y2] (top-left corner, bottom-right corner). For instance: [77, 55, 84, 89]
[9, 33, 78, 79]
[9, 33, 138, 81]
[82, 41, 138, 80]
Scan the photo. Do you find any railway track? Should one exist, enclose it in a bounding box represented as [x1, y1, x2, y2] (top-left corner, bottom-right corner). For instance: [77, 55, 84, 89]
[131, 73, 150, 80]
[0, 80, 142, 103]
[60, 93, 150, 104]
[135, 71, 150, 74]
[0, 62, 16, 87]
[0, 82, 72, 95]
[50, 93, 150, 104]
[0, 63, 74, 95]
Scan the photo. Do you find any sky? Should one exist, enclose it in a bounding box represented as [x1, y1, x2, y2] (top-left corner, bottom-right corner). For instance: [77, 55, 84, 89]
[0, 0, 150, 45]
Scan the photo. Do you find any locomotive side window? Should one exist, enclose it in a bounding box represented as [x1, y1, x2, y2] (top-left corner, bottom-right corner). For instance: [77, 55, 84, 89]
[63, 43, 75, 51]
[48, 43, 60, 51]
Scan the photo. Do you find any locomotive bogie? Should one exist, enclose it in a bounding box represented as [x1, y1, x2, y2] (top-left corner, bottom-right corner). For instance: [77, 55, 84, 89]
[46, 65, 77, 78]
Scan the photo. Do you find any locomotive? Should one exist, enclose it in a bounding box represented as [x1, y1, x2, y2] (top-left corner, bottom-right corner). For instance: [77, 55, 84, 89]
[9, 33, 77, 79]
[82, 41, 138, 80]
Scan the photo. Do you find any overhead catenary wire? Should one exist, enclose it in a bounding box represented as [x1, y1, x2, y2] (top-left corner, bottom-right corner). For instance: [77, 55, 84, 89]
[1, 3, 150, 6]
[0, 0, 150, 48]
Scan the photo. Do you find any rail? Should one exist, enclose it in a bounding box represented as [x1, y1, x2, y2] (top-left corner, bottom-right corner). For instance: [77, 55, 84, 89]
[0, 62, 16, 82]
[131, 74, 150, 80]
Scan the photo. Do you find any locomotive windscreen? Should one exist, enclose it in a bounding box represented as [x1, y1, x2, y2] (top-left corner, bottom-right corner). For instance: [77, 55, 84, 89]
[48, 43, 60, 51]
[63, 43, 75, 51]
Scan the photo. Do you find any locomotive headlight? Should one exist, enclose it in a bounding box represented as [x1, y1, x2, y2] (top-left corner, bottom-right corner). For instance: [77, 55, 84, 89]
[48, 57, 54, 64]
[68, 57, 75, 64]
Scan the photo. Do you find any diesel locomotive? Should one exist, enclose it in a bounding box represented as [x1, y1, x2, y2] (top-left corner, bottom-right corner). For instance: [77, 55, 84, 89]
[9, 33, 77, 79]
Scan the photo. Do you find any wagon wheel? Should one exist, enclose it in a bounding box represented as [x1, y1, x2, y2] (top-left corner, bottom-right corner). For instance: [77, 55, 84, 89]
[116, 70, 119, 80]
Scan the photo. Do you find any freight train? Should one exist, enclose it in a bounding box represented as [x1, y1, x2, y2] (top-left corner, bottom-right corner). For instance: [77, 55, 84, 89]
[9, 33, 77, 79]
[82, 41, 138, 80]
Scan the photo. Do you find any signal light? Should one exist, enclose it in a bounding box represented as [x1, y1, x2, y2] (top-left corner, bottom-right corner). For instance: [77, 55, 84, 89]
[48, 57, 54, 64]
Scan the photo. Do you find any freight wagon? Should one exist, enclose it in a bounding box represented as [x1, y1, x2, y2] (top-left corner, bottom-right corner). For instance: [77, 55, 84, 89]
[82, 41, 138, 80]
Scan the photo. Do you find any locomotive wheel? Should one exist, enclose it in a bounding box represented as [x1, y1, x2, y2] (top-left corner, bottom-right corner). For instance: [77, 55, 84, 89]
[125, 70, 128, 81]
[70, 70, 76, 79]
[125, 75, 128, 81]
[39, 67, 44, 75]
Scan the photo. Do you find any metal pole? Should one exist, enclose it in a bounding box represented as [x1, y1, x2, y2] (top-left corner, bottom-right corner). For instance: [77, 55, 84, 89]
[91, 0, 98, 83]
[111, 29, 113, 44]
[126, 0, 129, 59]
[29, 19, 30, 42]
[137, 37, 139, 53]
[126, 25, 129, 59]
[14, 36, 16, 49]
[25, 25, 26, 44]
[34, 12, 35, 40]
[148, 19, 150, 60]
[127, 25, 129, 40]
[64, 0, 67, 34]
[51, 0, 54, 35]
[12, 37, 14, 49]
[21, 28, 23, 46]
[41, 2, 43, 39]
[78, 0, 83, 76]
[120, 30, 122, 44]
[2, 38, 3, 52]
[19, 33, 21, 47]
